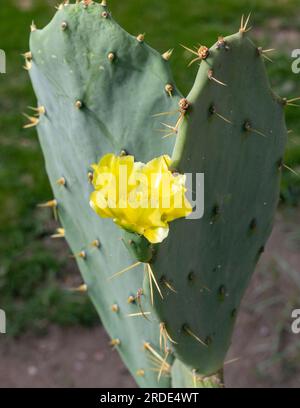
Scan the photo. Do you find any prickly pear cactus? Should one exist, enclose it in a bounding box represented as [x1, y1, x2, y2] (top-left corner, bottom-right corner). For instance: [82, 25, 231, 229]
[149, 31, 287, 378]
[27, 0, 181, 388]
[26, 1, 287, 388]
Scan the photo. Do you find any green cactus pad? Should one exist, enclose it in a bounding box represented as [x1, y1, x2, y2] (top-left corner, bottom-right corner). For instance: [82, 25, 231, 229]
[149, 32, 287, 375]
[171, 359, 223, 388]
[28, 1, 181, 387]
[122, 231, 155, 263]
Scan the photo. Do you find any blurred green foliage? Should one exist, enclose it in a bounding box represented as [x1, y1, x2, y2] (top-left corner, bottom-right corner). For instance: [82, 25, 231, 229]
[0, 0, 299, 335]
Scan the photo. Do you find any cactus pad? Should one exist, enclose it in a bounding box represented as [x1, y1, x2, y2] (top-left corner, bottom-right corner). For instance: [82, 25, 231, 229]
[149, 32, 287, 376]
[28, 1, 181, 387]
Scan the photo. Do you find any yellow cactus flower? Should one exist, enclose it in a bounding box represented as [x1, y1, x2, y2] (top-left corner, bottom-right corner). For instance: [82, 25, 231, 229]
[89, 153, 192, 244]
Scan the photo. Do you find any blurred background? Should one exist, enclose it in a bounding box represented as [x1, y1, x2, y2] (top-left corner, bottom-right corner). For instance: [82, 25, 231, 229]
[0, 0, 299, 388]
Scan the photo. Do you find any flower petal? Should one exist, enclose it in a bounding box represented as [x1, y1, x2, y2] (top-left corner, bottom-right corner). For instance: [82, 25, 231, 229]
[89, 153, 193, 244]
[144, 226, 169, 244]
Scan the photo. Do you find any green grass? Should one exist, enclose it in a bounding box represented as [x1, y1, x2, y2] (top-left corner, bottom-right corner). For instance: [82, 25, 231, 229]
[0, 0, 299, 335]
